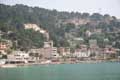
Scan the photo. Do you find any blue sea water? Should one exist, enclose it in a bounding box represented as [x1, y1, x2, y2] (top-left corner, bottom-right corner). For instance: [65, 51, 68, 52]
[0, 62, 120, 80]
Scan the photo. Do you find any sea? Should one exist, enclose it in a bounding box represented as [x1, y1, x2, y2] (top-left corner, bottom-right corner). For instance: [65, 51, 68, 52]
[0, 62, 120, 80]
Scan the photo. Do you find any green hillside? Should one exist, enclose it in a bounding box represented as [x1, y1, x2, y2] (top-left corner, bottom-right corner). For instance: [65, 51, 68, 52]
[0, 4, 120, 49]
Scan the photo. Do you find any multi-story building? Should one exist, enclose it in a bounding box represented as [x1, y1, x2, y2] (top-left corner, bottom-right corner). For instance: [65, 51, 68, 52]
[74, 44, 90, 58]
[74, 49, 90, 58]
[28, 48, 44, 60]
[28, 40, 59, 59]
[0, 41, 10, 55]
[7, 51, 30, 63]
[0, 42, 7, 50]
[103, 47, 117, 59]
[51, 47, 59, 58]
[58, 47, 71, 56]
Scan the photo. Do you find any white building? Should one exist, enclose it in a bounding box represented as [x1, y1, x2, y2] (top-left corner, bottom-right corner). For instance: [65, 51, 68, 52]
[28, 41, 60, 59]
[44, 41, 53, 48]
[8, 51, 29, 61]
[51, 47, 60, 58]
[24, 24, 41, 31]
[74, 49, 91, 58]
[86, 30, 92, 37]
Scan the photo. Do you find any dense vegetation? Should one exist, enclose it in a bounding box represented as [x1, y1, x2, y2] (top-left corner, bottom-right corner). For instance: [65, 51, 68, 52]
[0, 4, 120, 49]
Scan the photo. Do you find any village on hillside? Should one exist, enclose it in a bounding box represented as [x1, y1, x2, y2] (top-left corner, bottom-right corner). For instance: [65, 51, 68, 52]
[0, 23, 120, 67]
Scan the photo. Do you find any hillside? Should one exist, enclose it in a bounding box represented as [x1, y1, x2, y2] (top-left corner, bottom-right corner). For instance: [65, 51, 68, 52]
[0, 4, 120, 49]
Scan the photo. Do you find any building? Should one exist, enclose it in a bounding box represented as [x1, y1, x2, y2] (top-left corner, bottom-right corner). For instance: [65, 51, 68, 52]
[28, 48, 44, 60]
[24, 24, 41, 31]
[89, 39, 97, 48]
[103, 47, 117, 59]
[58, 47, 66, 56]
[8, 51, 29, 60]
[89, 39, 101, 57]
[0, 41, 9, 55]
[0, 40, 12, 49]
[0, 42, 7, 50]
[43, 41, 59, 58]
[72, 37, 84, 46]
[51, 47, 59, 58]
[28, 41, 59, 59]
[74, 49, 90, 58]
[74, 45, 90, 58]
[64, 18, 90, 26]
[28, 48, 52, 59]
[58, 47, 71, 56]
[43, 47, 52, 59]
[80, 45, 88, 50]
[7, 51, 30, 64]
[44, 41, 53, 48]
[85, 30, 92, 37]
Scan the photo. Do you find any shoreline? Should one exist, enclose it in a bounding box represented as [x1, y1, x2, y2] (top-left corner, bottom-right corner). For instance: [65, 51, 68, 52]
[0, 60, 120, 68]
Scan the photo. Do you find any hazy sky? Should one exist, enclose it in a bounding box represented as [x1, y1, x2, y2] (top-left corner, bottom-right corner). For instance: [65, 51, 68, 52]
[0, 0, 120, 18]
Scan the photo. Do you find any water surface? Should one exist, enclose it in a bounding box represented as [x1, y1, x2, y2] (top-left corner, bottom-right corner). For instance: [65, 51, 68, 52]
[0, 62, 120, 80]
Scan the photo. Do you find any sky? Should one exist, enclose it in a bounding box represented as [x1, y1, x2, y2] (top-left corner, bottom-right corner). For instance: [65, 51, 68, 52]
[0, 0, 120, 18]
